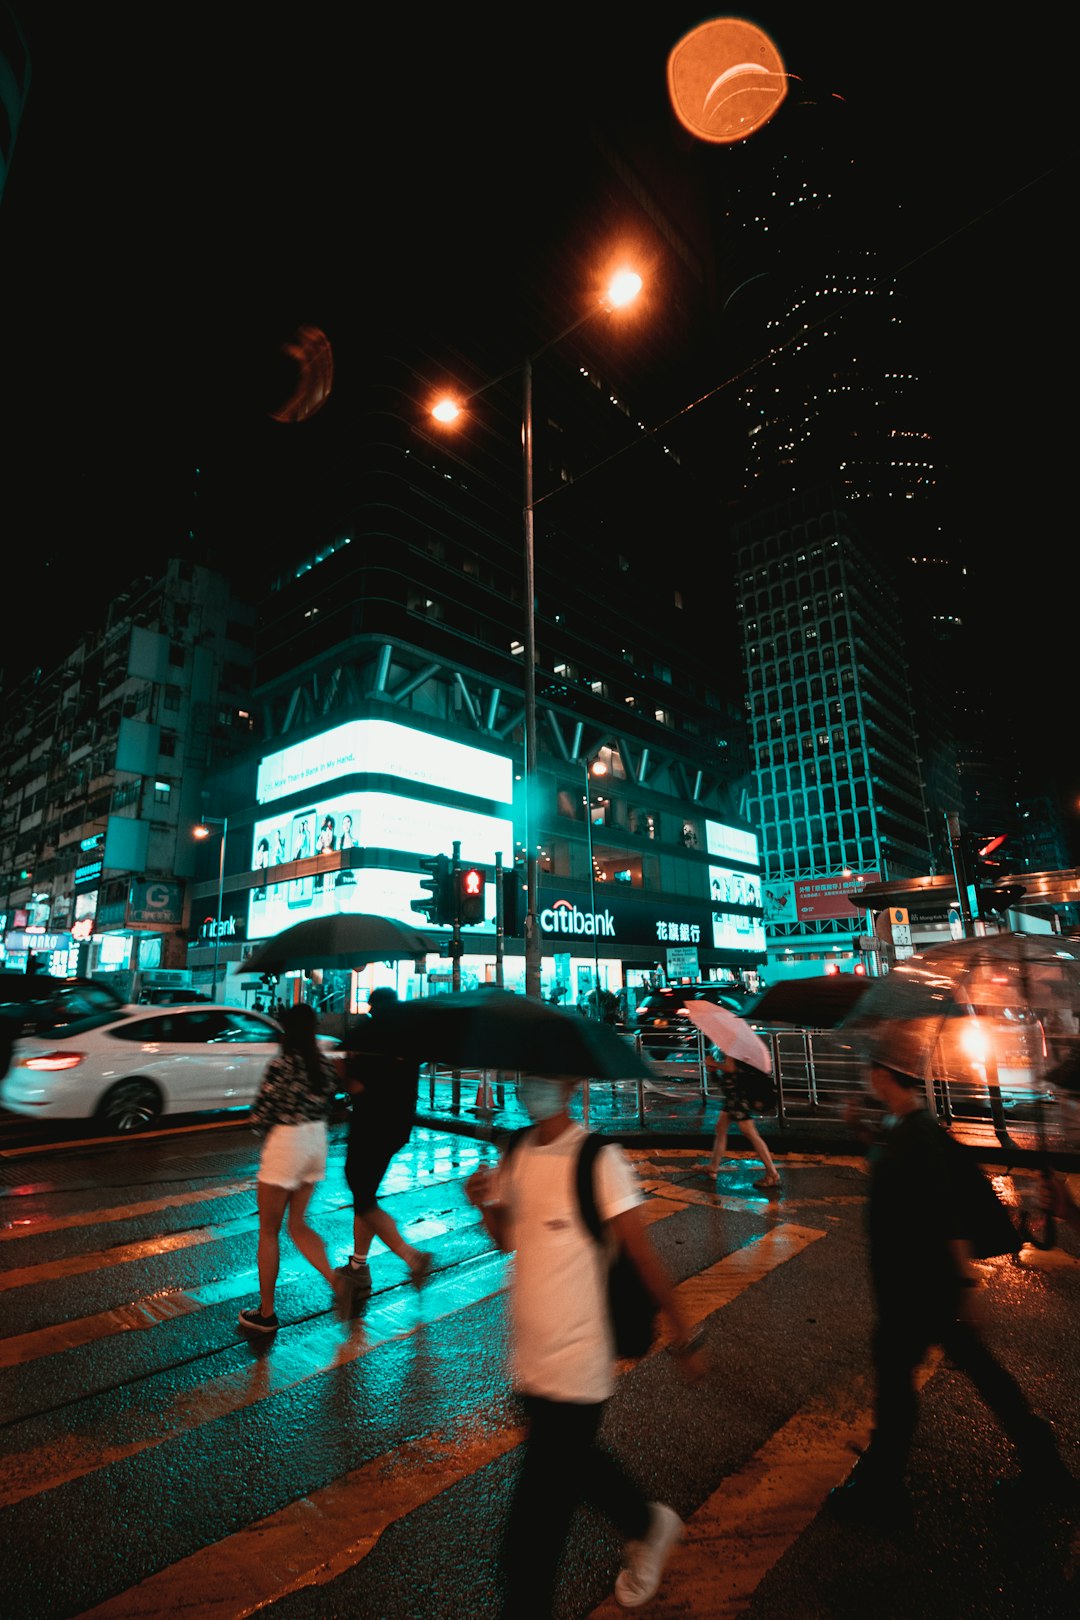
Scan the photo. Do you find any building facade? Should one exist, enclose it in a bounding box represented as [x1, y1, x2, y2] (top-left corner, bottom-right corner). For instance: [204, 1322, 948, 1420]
[0, 561, 255, 990]
[735, 488, 933, 978]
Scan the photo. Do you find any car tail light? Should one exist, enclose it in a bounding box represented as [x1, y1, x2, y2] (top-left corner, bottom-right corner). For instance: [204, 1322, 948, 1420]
[20, 1051, 86, 1071]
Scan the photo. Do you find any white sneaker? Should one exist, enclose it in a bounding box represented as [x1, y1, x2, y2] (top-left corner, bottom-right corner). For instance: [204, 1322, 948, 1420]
[614, 1502, 683, 1608]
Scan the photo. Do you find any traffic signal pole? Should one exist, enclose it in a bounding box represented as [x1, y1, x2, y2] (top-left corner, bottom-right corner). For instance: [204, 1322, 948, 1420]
[451, 840, 462, 994]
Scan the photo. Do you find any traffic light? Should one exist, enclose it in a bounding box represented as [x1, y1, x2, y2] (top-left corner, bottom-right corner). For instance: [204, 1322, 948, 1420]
[458, 865, 486, 925]
[501, 868, 521, 937]
[412, 853, 452, 925]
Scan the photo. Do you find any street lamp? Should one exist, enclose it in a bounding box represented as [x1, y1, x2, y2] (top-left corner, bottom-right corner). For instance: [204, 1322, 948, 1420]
[583, 754, 609, 1016]
[193, 815, 228, 1000]
[431, 268, 643, 999]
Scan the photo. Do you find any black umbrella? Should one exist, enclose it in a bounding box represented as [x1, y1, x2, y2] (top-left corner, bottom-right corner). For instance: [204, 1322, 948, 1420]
[242, 913, 432, 974]
[746, 974, 874, 1028]
[384, 990, 656, 1080]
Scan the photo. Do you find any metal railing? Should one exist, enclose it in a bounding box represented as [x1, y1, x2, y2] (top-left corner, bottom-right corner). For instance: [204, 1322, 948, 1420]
[421, 1024, 1076, 1153]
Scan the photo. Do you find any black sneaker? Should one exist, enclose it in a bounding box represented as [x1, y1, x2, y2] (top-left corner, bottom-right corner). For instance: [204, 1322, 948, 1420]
[238, 1308, 279, 1334]
[996, 1456, 1078, 1510]
[340, 1260, 372, 1290]
[826, 1475, 912, 1533]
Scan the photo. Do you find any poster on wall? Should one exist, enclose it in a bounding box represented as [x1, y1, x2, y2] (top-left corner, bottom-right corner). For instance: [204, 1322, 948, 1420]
[762, 882, 797, 924]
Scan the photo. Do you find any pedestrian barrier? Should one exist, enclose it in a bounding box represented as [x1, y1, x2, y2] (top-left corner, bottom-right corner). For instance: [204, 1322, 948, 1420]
[422, 1023, 1076, 1155]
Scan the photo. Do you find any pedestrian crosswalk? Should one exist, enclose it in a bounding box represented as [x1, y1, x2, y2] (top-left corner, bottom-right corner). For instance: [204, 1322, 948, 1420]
[0, 1131, 1074, 1620]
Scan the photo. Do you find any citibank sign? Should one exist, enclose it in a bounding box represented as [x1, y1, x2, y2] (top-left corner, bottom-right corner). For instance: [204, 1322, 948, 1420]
[539, 899, 616, 938]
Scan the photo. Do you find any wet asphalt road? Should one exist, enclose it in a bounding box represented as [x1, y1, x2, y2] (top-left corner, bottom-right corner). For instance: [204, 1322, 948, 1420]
[1, 1108, 1078, 1620]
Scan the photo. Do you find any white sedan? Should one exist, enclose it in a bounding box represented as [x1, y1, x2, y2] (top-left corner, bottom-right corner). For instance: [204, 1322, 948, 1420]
[1, 1003, 343, 1132]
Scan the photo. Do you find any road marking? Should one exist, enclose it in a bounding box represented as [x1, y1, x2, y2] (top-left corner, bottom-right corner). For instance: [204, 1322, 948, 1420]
[588, 1352, 943, 1619]
[0, 1180, 255, 1239]
[0, 1117, 253, 1157]
[0, 1266, 289, 1369]
[0, 1222, 250, 1292]
[0, 1251, 511, 1508]
[56, 1222, 826, 1617]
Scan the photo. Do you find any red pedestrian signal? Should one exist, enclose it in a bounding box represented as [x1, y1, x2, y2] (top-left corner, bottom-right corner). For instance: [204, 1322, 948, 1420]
[458, 866, 486, 925]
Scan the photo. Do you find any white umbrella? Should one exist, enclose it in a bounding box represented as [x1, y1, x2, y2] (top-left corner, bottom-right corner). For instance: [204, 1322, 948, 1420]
[683, 999, 772, 1074]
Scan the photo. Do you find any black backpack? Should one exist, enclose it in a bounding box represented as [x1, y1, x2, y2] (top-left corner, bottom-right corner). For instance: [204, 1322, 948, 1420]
[941, 1132, 1022, 1259]
[500, 1127, 659, 1359]
[576, 1132, 659, 1358]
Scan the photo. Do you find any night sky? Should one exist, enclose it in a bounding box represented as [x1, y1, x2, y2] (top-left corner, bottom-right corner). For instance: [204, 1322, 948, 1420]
[2, 7, 1072, 841]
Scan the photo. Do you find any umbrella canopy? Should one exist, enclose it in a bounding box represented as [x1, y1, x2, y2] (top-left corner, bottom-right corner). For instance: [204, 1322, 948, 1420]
[384, 990, 656, 1080]
[838, 932, 1080, 1081]
[746, 974, 873, 1028]
[243, 913, 432, 974]
[682, 999, 772, 1074]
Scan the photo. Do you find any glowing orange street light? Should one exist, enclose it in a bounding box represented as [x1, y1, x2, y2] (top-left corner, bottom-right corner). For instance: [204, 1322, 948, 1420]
[430, 271, 644, 1000]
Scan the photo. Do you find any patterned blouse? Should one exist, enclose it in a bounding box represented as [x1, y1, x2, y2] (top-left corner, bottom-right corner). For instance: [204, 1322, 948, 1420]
[252, 1051, 338, 1130]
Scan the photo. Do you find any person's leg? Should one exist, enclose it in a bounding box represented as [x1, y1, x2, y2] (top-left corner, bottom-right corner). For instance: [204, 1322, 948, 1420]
[286, 1181, 336, 1285]
[255, 1181, 290, 1313]
[862, 1312, 928, 1482]
[829, 1308, 927, 1520]
[707, 1111, 731, 1173]
[739, 1119, 779, 1184]
[941, 1316, 1069, 1478]
[502, 1397, 591, 1620]
[354, 1201, 432, 1279]
[345, 1134, 431, 1280]
[578, 1403, 651, 1542]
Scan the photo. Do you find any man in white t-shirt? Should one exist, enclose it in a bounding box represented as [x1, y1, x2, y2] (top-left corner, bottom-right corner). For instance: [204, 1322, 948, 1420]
[466, 1075, 707, 1616]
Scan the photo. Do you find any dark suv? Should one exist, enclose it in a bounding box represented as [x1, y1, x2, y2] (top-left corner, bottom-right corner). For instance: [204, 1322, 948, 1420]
[633, 984, 754, 1057]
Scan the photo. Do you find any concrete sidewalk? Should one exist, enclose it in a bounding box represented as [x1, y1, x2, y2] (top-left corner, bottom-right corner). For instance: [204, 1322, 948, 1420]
[415, 1070, 1080, 1170]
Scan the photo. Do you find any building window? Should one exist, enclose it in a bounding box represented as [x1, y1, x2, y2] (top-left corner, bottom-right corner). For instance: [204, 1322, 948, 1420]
[154, 780, 172, 804]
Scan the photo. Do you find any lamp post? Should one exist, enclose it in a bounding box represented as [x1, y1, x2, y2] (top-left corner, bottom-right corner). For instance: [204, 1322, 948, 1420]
[431, 268, 642, 999]
[194, 815, 228, 1000]
[583, 754, 609, 1016]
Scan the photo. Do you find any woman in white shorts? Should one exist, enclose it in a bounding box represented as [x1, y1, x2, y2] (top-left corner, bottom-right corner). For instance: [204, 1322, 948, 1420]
[239, 1003, 348, 1334]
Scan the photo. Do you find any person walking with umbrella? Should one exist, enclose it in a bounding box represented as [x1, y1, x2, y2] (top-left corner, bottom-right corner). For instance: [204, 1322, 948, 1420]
[704, 1051, 780, 1190]
[465, 1074, 707, 1616]
[337, 988, 434, 1292]
[239, 1003, 346, 1335]
[829, 1047, 1074, 1525]
[680, 1002, 780, 1190]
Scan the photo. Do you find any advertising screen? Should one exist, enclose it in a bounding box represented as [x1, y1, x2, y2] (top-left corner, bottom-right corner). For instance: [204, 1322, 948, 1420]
[705, 820, 759, 866]
[248, 792, 512, 936]
[256, 720, 513, 808]
[711, 910, 767, 952]
[709, 864, 762, 909]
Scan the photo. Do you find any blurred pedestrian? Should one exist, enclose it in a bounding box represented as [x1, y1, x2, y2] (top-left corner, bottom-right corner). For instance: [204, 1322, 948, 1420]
[705, 1050, 780, 1189]
[465, 1075, 707, 1616]
[829, 1057, 1074, 1525]
[337, 988, 433, 1292]
[239, 1003, 346, 1335]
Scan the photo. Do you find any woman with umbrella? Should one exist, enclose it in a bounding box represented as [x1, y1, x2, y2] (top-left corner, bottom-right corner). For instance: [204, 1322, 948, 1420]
[705, 1050, 781, 1190]
[238, 1003, 348, 1335]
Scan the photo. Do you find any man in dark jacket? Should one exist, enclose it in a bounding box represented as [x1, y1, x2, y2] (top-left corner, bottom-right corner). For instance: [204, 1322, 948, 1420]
[338, 988, 433, 1290]
[829, 1055, 1073, 1525]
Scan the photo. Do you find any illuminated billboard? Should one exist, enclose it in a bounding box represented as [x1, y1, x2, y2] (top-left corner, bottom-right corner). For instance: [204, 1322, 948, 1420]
[248, 790, 512, 936]
[711, 910, 767, 953]
[705, 820, 759, 867]
[709, 864, 761, 909]
[256, 720, 513, 807]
